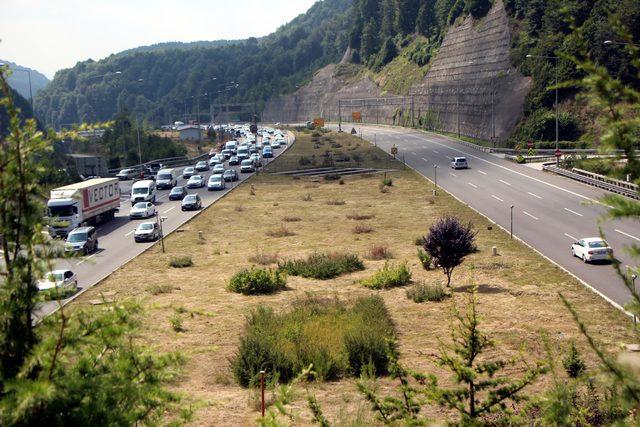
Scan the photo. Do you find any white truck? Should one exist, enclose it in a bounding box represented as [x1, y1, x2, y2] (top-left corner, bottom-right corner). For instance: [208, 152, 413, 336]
[47, 178, 120, 238]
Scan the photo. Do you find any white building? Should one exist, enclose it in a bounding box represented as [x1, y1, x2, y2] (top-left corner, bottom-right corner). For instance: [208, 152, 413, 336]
[177, 125, 202, 141]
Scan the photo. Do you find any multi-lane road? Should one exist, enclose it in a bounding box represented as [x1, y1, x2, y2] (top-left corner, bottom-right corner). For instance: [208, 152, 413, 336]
[35, 132, 292, 320]
[331, 123, 638, 309]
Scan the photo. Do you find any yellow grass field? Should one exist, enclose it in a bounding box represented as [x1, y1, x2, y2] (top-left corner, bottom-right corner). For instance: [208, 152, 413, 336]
[75, 130, 635, 425]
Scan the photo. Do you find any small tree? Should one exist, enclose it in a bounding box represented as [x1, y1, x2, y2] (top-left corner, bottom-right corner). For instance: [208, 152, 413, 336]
[423, 217, 477, 287]
[430, 289, 547, 423]
[563, 342, 586, 379]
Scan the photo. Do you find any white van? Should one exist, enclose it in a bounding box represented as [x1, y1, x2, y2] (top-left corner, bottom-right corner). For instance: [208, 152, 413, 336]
[130, 180, 156, 205]
[155, 168, 177, 190]
[225, 140, 238, 154]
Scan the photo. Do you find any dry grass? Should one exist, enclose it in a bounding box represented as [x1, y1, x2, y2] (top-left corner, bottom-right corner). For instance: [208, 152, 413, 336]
[347, 213, 375, 221]
[234, 205, 245, 212]
[72, 130, 635, 425]
[282, 216, 301, 222]
[266, 225, 296, 238]
[367, 244, 394, 260]
[353, 224, 374, 234]
[247, 252, 279, 265]
[326, 199, 346, 206]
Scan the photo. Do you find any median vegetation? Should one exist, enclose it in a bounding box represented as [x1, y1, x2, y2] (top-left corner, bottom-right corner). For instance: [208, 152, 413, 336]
[361, 261, 412, 289]
[231, 295, 395, 387]
[277, 252, 365, 280]
[227, 267, 286, 295]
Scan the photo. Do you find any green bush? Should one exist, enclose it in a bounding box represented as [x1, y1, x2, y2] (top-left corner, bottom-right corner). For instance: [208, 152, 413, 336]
[231, 296, 395, 387]
[169, 256, 193, 268]
[417, 249, 432, 270]
[381, 176, 393, 187]
[278, 252, 364, 280]
[361, 262, 412, 289]
[406, 282, 449, 303]
[227, 267, 286, 295]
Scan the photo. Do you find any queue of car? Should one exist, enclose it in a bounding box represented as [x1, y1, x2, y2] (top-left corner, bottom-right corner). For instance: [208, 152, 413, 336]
[40, 126, 286, 298]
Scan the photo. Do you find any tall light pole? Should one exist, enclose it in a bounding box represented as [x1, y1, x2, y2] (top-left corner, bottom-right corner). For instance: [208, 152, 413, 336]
[433, 164, 438, 196]
[526, 54, 560, 164]
[0, 62, 34, 110]
[510, 205, 514, 239]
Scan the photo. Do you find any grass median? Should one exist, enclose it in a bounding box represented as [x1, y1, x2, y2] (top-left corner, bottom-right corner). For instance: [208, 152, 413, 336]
[75, 129, 635, 425]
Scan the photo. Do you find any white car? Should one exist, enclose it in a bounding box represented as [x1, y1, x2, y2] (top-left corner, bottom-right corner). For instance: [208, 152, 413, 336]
[451, 157, 468, 169]
[134, 222, 161, 243]
[38, 269, 78, 294]
[207, 174, 226, 190]
[187, 174, 205, 188]
[116, 168, 137, 180]
[182, 166, 196, 179]
[571, 237, 613, 263]
[209, 155, 224, 166]
[212, 164, 225, 174]
[129, 202, 156, 219]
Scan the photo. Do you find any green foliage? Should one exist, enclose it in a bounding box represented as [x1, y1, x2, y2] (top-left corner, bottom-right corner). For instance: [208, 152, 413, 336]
[278, 252, 365, 280]
[417, 248, 432, 270]
[406, 281, 449, 303]
[465, 0, 492, 18]
[361, 261, 412, 289]
[231, 295, 395, 387]
[227, 266, 286, 295]
[511, 108, 582, 143]
[169, 255, 193, 268]
[0, 302, 184, 425]
[381, 176, 393, 186]
[563, 342, 586, 378]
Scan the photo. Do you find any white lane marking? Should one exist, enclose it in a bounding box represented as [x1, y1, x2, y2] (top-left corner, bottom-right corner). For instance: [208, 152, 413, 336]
[478, 170, 487, 175]
[564, 208, 584, 217]
[449, 172, 457, 177]
[402, 133, 605, 205]
[421, 157, 429, 162]
[77, 253, 97, 265]
[499, 179, 511, 186]
[615, 229, 640, 242]
[125, 229, 136, 237]
[491, 195, 504, 202]
[163, 206, 176, 214]
[523, 211, 539, 221]
[433, 150, 439, 154]
[468, 182, 478, 189]
[411, 151, 417, 155]
[564, 233, 577, 241]
[527, 192, 542, 199]
[158, 194, 168, 201]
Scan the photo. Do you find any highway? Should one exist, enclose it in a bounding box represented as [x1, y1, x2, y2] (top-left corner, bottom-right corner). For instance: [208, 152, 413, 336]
[332, 123, 638, 309]
[35, 132, 291, 320]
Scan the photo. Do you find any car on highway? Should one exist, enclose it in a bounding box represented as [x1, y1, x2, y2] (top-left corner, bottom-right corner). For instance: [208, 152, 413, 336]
[195, 161, 210, 172]
[223, 169, 238, 182]
[571, 238, 613, 263]
[271, 140, 280, 149]
[169, 186, 188, 201]
[451, 157, 468, 169]
[262, 147, 273, 158]
[156, 168, 178, 189]
[134, 222, 161, 242]
[207, 174, 226, 190]
[225, 140, 238, 153]
[249, 145, 258, 154]
[116, 168, 137, 180]
[182, 167, 196, 179]
[249, 153, 261, 166]
[181, 194, 202, 211]
[237, 147, 250, 161]
[221, 149, 233, 159]
[209, 154, 224, 166]
[229, 156, 240, 165]
[129, 202, 156, 219]
[130, 180, 156, 204]
[256, 142, 263, 150]
[186, 174, 205, 189]
[64, 226, 98, 255]
[37, 269, 78, 295]
[240, 159, 255, 173]
[212, 163, 225, 174]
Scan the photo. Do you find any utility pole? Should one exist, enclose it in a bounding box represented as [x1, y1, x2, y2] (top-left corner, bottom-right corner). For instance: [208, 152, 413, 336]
[338, 99, 342, 132]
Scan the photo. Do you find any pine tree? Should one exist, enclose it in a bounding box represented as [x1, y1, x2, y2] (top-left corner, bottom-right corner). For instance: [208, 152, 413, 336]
[361, 18, 380, 60]
[416, 0, 438, 36]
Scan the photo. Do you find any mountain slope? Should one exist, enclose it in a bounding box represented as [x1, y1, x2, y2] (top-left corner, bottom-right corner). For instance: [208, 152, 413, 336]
[116, 40, 241, 57]
[1, 60, 50, 100]
[34, 0, 354, 127]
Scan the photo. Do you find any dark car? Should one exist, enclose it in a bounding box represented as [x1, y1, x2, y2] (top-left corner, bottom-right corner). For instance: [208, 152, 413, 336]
[195, 161, 209, 172]
[169, 186, 187, 201]
[228, 156, 240, 166]
[223, 169, 238, 182]
[64, 226, 98, 255]
[181, 194, 202, 211]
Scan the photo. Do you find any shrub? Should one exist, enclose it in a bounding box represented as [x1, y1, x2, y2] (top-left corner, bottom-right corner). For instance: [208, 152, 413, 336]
[248, 252, 279, 265]
[302, 193, 313, 202]
[381, 176, 393, 187]
[170, 314, 184, 332]
[227, 266, 287, 295]
[326, 199, 346, 206]
[367, 245, 393, 260]
[353, 224, 374, 234]
[282, 216, 301, 222]
[563, 342, 586, 378]
[278, 252, 365, 280]
[379, 183, 390, 193]
[414, 236, 426, 246]
[347, 213, 375, 221]
[231, 295, 395, 387]
[423, 217, 477, 286]
[339, 179, 345, 185]
[146, 284, 175, 295]
[39, 287, 77, 301]
[406, 282, 448, 303]
[417, 249, 432, 270]
[266, 225, 296, 237]
[361, 262, 412, 289]
[169, 256, 193, 268]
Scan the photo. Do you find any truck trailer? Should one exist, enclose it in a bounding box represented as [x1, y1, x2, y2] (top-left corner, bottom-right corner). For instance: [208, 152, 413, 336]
[47, 178, 120, 238]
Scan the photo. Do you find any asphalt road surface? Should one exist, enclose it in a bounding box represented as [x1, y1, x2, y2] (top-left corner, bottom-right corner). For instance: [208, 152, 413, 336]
[35, 133, 291, 320]
[331, 123, 638, 309]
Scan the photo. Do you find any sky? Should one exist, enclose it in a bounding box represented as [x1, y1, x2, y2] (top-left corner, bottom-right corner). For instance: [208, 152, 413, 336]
[0, 0, 318, 79]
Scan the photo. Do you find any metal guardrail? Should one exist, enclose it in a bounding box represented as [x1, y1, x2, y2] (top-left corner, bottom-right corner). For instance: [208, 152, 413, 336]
[571, 167, 638, 192]
[543, 164, 639, 199]
[107, 153, 209, 175]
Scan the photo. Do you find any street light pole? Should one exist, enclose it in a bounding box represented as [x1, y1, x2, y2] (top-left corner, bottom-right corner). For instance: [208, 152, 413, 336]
[510, 205, 514, 239]
[433, 164, 438, 196]
[1, 63, 35, 110]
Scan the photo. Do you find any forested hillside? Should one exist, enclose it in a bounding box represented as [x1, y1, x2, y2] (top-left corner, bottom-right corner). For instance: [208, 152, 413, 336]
[1, 60, 50, 100]
[35, 0, 354, 127]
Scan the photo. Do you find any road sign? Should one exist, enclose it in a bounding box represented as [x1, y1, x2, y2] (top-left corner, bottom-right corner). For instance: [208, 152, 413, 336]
[313, 118, 325, 128]
[527, 140, 534, 148]
[391, 145, 398, 156]
[555, 148, 562, 157]
[351, 127, 357, 135]
[352, 111, 362, 122]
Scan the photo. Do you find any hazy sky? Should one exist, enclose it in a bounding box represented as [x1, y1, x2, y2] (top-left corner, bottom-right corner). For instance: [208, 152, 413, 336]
[0, 0, 318, 78]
